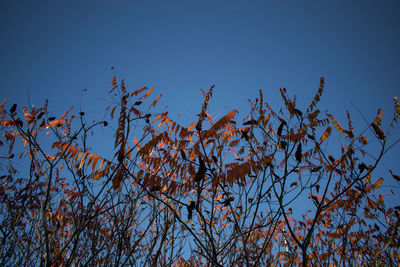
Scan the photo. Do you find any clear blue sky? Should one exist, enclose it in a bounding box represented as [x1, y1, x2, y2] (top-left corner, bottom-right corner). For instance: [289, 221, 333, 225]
[1, 1, 399, 196]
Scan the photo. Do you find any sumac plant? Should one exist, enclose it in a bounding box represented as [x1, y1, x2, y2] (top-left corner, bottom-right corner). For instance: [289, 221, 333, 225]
[0, 77, 399, 266]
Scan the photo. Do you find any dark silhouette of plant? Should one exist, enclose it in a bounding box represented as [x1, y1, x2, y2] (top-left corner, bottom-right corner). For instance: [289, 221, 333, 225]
[0, 77, 399, 266]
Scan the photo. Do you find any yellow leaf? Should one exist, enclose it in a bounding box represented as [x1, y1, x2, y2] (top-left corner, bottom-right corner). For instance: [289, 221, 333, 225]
[365, 173, 371, 184]
[79, 152, 89, 169]
[75, 151, 83, 164]
[373, 108, 383, 126]
[98, 158, 105, 170]
[263, 113, 271, 127]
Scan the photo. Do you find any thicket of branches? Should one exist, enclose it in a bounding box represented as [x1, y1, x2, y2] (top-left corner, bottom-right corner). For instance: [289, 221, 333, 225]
[0, 77, 399, 266]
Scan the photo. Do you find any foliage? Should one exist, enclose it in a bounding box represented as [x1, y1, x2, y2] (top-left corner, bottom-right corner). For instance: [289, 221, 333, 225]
[0, 77, 399, 266]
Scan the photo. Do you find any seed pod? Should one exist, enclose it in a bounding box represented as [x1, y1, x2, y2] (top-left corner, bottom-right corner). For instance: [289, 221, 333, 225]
[194, 157, 206, 182]
[295, 143, 302, 162]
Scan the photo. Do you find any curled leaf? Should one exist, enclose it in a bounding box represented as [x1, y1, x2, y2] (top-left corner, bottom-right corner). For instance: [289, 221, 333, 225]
[243, 119, 257, 126]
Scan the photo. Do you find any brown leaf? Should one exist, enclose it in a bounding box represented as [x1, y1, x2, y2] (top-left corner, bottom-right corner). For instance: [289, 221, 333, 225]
[243, 119, 257, 126]
[112, 168, 124, 190]
[371, 122, 385, 140]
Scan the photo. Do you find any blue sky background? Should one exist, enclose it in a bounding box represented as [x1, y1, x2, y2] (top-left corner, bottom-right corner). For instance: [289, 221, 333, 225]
[1, 1, 399, 202]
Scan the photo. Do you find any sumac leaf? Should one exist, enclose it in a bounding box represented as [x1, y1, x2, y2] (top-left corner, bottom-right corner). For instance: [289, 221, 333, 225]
[371, 122, 385, 140]
[243, 119, 257, 126]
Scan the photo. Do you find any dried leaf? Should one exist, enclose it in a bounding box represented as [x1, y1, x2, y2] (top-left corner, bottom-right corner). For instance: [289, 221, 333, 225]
[320, 126, 332, 143]
[371, 122, 385, 140]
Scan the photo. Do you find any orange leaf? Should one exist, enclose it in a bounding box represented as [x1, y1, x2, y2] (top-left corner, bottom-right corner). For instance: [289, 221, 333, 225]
[60, 107, 73, 120]
[327, 114, 343, 134]
[0, 99, 7, 110]
[98, 158, 105, 170]
[373, 108, 383, 126]
[93, 170, 105, 181]
[371, 177, 383, 190]
[133, 137, 141, 149]
[69, 147, 79, 160]
[110, 106, 117, 119]
[62, 143, 70, 153]
[86, 153, 95, 168]
[92, 155, 100, 172]
[319, 126, 332, 143]
[46, 119, 65, 128]
[51, 141, 63, 149]
[130, 86, 148, 97]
